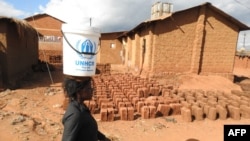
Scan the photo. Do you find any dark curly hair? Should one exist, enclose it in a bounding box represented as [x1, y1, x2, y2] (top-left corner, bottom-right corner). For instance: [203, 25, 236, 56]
[63, 77, 91, 99]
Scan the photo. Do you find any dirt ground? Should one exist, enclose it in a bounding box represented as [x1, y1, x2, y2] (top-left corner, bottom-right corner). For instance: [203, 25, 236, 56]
[0, 68, 250, 141]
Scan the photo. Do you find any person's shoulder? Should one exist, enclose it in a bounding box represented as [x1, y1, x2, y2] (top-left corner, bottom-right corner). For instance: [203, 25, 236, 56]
[62, 103, 81, 122]
[66, 101, 81, 112]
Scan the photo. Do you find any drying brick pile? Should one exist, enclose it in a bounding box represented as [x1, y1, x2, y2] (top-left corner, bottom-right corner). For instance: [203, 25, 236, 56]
[82, 74, 250, 122]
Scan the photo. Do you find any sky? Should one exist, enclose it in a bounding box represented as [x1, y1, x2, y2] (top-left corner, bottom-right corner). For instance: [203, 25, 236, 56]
[0, 0, 250, 50]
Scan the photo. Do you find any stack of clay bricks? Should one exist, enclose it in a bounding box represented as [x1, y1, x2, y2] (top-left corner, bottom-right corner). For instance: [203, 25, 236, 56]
[179, 89, 250, 122]
[96, 63, 111, 74]
[91, 74, 250, 122]
[92, 75, 115, 121]
[91, 73, 184, 121]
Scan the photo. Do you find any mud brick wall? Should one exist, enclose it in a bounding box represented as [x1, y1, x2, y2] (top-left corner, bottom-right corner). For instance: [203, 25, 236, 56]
[99, 36, 123, 64]
[123, 5, 239, 81]
[234, 56, 250, 69]
[39, 49, 62, 64]
[26, 14, 63, 36]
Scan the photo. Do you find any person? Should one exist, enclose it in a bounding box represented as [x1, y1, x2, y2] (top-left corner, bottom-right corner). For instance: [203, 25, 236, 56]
[61, 76, 109, 141]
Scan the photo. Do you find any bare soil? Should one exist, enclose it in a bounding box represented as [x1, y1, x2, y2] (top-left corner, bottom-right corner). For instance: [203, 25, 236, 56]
[0, 68, 250, 141]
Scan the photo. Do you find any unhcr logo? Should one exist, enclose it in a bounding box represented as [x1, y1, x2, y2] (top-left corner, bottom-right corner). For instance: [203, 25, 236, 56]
[74, 39, 96, 67]
[76, 39, 96, 59]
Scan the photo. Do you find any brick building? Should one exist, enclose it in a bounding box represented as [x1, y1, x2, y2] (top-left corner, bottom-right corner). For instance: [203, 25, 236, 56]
[99, 31, 124, 64]
[24, 14, 124, 68]
[23, 3, 250, 79]
[25, 14, 65, 66]
[118, 2, 249, 80]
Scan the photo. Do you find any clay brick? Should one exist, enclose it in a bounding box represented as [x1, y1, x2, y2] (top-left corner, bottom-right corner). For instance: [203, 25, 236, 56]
[118, 102, 126, 109]
[100, 108, 108, 121]
[132, 97, 139, 107]
[164, 99, 173, 105]
[125, 102, 132, 107]
[216, 105, 228, 120]
[156, 104, 170, 116]
[239, 100, 249, 106]
[142, 87, 149, 97]
[107, 108, 114, 121]
[134, 84, 142, 92]
[192, 102, 200, 107]
[137, 101, 145, 113]
[122, 98, 129, 102]
[98, 98, 111, 107]
[149, 87, 160, 96]
[146, 96, 158, 101]
[181, 101, 191, 109]
[149, 105, 156, 118]
[128, 93, 137, 101]
[207, 100, 217, 107]
[112, 91, 123, 97]
[240, 96, 249, 102]
[191, 106, 204, 121]
[177, 97, 184, 102]
[162, 90, 170, 97]
[119, 107, 128, 120]
[127, 107, 134, 121]
[186, 96, 196, 102]
[217, 100, 228, 108]
[96, 95, 107, 102]
[141, 106, 150, 119]
[228, 105, 240, 120]
[208, 96, 217, 102]
[137, 88, 145, 98]
[101, 102, 113, 109]
[101, 103, 108, 109]
[172, 98, 180, 103]
[181, 107, 192, 122]
[200, 97, 208, 103]
[170, 103, 182, 115]
[145, 100, 157, 107]
[207, 107, 217, 120]
[240, 105, 250, 119]
[229, 101, 240, 107]
[197, 101, 206, 109]
[115, 98, 122, 107]
[89, 101, 96, 114]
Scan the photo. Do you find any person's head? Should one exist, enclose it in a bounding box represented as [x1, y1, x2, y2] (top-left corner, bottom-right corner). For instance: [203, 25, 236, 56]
[63, 76, 93, 102]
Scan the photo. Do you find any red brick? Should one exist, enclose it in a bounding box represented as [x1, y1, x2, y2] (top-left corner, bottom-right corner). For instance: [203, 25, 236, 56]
[141, 106, 150, 119]
[100, 108, 108, 121]
[149, 105, 156, 118]
[170, 103, 182, 115]
[107, 108, 114, 121]
[156, 104, 170, 116]
[181, 107, 192, 122]
[216, 105, 227, 120]
[137, 101, 145, 113]
[228, 105, 240, 120]
[119, 107, 128, 120]
[191, 106, 204, 121]
[127, 107, 134, 121]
